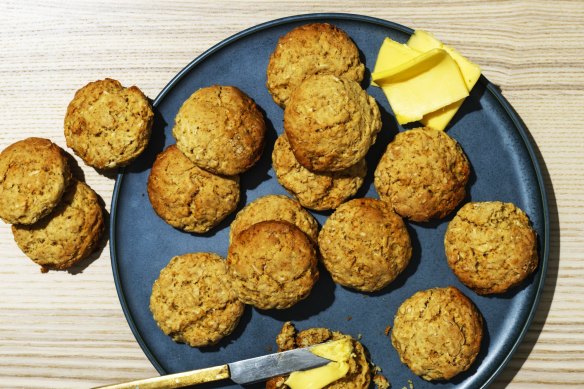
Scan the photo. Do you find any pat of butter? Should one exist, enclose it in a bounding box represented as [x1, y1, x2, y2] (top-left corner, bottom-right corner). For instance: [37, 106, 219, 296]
[284, 338, 353, 389]
[372, 48, 469, 124]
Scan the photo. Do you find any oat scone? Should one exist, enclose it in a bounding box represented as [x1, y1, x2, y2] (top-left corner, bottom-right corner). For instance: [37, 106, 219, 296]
[147, 145, 240, 233]
[0, 138, 71, 225]
[12, 179, 104, 272]
[172, 85, 265, 175]
[229, 194, 318, 244]
[374, 127, 470, 222]
[64, 78, 153, 169]
[272, 134, 366, 211]
[227, 221, 318, 310]
[266, 322, 371, 389]
[266, 23, 365, 107]
[150, 253, 245, 347]
[284, 75, 381, 172]
[445, 201, 538, 294]
[391, 286, 483, 381]
[318, 198, 411, 292]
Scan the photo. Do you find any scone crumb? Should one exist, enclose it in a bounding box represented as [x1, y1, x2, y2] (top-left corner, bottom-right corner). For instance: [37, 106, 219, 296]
[384, 325, 392, 336]
[373, 373, 391, 389]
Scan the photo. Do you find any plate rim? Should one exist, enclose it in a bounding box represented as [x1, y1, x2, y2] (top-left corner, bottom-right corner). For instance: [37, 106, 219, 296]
[109, 12, 550, 388]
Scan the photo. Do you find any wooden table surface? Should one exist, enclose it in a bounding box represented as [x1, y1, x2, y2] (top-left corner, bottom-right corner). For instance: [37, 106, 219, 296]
[0, 1, 583, 388]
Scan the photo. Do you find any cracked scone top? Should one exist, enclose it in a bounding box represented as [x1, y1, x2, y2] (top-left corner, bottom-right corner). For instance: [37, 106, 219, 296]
[172, 85, 266, 176]
[149, 253, 245, 347]
[0, 137, 71, 225]
[284, 74, 381, 172]
[374, 127, 470, 222]
[266, 23, 365, 107]
[227, 220, 319, 310]
[445, 201, 538, 294]
[147, 145, 240, 233]
[272, 133, 367, 211]
[391, 286, 483, 381]
[64, 78, 153, 169]
[318, 198, 411, 292]
[12, 179, 104, 272]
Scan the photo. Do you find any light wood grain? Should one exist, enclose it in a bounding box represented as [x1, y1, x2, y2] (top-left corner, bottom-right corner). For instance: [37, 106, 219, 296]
[0, 0, 583, 388]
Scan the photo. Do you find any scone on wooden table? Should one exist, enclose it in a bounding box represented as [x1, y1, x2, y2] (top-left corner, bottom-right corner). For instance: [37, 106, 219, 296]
[150, 253, 245, 347]
[272, 133, 366, 211]
[147, 145, 240, 233]
[266, 22, 365, 107]
[0, 137, 71, 225]
[318, 198, 411, 292]
[284, 74, 381, 172]
[64, 78, 153, 169]
[227, 221, 318, 310]
[445, 201, 538, 294]
[172, 85, 266, 176]
[12, 179, 104, 272]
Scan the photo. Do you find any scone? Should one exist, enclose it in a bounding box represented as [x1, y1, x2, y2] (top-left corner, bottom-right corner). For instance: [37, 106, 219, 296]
[12, 179, 104, 272]
[391, 286, 483, 381]
[147, 145, 240, 233]
[266, 322, 371, 389]
[227, 221, 318, 310]
[0, 137, 71, 225]
[318, 198, 411, 292]
[172, 85, 265, 175]
[229, 194, 318, 243]
[266, 23, 365, 107]
[64, 78, 153, 169]
[374, 127, 470, 222]
[272, 134, 366, 211]
[284, 74, 381, 172]
[444, 201, 538, 294]
[150, 253, 245, 347]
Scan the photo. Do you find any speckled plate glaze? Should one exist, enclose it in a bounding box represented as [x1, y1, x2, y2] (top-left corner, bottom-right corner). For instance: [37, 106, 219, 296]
[110, 13, 549, 389]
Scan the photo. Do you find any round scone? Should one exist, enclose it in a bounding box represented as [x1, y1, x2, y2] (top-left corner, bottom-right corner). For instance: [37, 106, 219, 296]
[445, 201, 538, 295]
[12, 179, 104, 272]
[266, 322, 371, 389]
[147, 145, 240, 233]
[64, 78, 153, 169]
[0, 138, 71, 225]
[391, 286, 483, 381]
[374, 127, 470, 222]
[227, 220, 319, 310]
[266, 23, 365, 107]
[272, 133, 367, 211]
[229, 194, 318, 244]
[284, 74, 381, 172]
[150, 253, 244, 347]
[172, 85, 265, 175]
[318, 198, 411, 292]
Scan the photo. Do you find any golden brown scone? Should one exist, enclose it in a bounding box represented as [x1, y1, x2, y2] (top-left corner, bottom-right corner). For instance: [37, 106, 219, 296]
[150, 253, 245, 347]
[12, 179, 104, 272]
[0, 138, 71, 225]
[227, 221, 318, 310]
[445, 201, 538, 294]
[64, 78, 153, 169]
[284, 74, 381, 172]
[391, 286, 483, 381]
[266, 23, 365, 107]
[229, 194, 318, 244]
[266, 322, 371, 389]
[318, 198, 411, 292]
[272, 133, 366, 211]
[374, 127, 470, 222]
[172, 85, 265, 175]
[147, 145, 240, 233]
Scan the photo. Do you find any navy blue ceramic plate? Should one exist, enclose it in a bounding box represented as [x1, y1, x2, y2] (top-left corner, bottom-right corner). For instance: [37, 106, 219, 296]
[110, 13, 549, 389]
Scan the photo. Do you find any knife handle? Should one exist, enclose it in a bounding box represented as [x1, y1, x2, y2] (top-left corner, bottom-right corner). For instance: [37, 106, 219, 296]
[93, 364, 230, 389]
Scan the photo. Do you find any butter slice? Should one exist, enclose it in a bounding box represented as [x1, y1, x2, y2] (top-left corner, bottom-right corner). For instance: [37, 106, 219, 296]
[284, 338, 353, 389]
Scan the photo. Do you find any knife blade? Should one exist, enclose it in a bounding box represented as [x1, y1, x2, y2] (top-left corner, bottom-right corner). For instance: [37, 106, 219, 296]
[94, 345, 332, 389]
